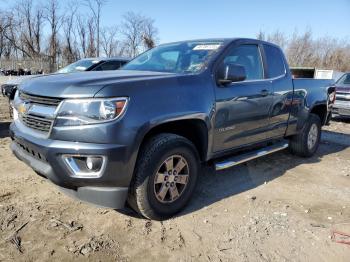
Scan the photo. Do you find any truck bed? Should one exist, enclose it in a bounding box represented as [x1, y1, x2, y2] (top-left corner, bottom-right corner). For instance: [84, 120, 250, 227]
[292, 78, 334, 92]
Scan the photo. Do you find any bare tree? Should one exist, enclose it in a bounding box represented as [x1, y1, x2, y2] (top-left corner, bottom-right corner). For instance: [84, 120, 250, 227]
[0, 12, 11, 59]
[256, 29, 350, 71]
[257, 30, 287, 49]
[18, 0, 36, 56]
[121, 12, 158, 57]
[62, 2, 79, 63]
[1, 11, 32, 58]
[287, 30, 315, 67]
[86, 17, 96, 57]
[101, 26, 120, 57]
[256, 30, 266, 41]
[44, 0, 63, 71]
[267, 30, 287, 50]
[33, 7, 44, 55]
[122, 12, 146, 57]
[142, 17, 158, 50]
[0, 0, 162, 71]
[83, 0, 107, 57]
[76, 15, 88, 58]
[0, 1, 43, 60]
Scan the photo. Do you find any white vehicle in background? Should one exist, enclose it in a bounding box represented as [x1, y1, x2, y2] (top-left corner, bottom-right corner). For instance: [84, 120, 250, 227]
[314, 69, 343, 81]
[1, 57, 130, 102]
[291, 67, 343, 81]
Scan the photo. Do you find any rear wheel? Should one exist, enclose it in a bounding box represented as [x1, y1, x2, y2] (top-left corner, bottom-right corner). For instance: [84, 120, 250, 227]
[289, 113, 321, 157]
[128, 133, 199, 220]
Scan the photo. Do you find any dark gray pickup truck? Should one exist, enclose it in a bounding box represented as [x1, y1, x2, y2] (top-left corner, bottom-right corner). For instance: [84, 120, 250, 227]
[10, 38, 335, 220]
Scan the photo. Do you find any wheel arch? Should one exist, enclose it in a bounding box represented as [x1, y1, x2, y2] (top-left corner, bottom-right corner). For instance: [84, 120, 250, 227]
[138, 118, 209, 162]
[310, 103, 328, 125]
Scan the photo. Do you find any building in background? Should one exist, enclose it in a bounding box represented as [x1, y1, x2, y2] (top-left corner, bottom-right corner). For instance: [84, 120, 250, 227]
[291, 67, 343, 81]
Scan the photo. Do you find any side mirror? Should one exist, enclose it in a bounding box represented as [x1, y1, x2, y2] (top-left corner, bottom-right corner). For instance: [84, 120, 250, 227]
[218, 63, 247, 85]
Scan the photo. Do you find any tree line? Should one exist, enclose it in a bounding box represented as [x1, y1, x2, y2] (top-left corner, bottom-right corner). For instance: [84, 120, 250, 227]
[257, 30, 350, 72]
[0, 0, 158, 72]
[1, 0, 349, 73]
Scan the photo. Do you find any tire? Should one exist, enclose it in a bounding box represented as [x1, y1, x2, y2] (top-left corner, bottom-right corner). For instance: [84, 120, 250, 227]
[289, 113, 321, 157]
[128, 133, 200, 220]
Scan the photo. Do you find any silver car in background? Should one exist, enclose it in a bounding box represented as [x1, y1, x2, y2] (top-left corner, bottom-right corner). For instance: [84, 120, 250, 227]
[332, 73, 350, 118]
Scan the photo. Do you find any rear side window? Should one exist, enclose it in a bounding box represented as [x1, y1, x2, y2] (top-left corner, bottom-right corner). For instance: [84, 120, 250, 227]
[221, 45, 264, 80]
[263, 45, 286, 78]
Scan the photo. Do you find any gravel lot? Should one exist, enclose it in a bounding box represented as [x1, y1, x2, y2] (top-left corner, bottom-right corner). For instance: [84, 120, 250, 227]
[0, 77, 349, 261]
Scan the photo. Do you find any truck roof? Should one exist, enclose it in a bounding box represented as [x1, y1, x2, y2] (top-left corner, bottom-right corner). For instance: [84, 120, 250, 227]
[160, 38, 280, 47]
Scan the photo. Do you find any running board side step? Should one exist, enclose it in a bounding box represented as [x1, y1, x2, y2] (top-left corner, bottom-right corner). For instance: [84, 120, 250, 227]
[215, 141, 289, 171]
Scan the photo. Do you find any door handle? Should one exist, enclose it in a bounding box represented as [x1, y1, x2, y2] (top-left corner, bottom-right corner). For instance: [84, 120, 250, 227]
[260, 89, 269, 97]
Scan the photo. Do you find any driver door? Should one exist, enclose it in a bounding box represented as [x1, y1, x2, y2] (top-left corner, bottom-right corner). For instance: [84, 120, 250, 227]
[213, 43, 273, 152]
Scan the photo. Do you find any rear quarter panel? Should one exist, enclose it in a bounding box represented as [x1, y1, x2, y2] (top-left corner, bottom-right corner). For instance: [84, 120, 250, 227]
[285, 78, 334, 136]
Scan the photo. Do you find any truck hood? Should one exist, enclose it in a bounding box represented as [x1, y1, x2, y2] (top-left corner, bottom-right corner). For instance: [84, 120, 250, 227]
[19, 70, 175, 98]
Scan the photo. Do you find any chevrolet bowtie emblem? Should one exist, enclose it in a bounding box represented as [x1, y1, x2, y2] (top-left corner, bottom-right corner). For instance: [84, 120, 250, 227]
[18, 102, 30, 115]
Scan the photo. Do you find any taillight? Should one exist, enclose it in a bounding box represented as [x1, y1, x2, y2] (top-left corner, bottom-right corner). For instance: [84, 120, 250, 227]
[329, 91, 336, 103]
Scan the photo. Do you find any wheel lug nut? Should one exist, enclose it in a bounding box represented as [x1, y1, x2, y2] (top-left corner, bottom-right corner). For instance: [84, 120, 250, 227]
[168, 171, 172, 175]
[166, 182, 170, 187]
[170, 182, 174, 187]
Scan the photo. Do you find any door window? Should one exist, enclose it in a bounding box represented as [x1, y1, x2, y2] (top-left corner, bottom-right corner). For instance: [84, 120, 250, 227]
[263, 45, 286, 78]
[220, 45, 264, 81]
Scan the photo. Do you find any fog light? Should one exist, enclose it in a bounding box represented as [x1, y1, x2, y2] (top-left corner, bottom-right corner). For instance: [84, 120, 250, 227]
[86, 157, 103, 171]
[63, 155, 106, 178]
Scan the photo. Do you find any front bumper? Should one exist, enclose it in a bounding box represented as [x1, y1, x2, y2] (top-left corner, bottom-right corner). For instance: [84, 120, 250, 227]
[10, 122, 131, 209]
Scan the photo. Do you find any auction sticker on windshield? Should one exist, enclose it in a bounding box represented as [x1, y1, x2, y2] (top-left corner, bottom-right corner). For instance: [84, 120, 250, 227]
[193, 44, 221, 50]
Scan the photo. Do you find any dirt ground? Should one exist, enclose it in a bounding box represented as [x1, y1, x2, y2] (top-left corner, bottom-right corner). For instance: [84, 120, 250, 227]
[0, 83, 349, 261]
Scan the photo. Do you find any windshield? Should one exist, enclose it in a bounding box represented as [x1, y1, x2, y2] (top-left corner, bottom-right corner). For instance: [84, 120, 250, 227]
[122, 41, 224, 74]
[57, 59, 101, 73]
[336, 73, 350, 85]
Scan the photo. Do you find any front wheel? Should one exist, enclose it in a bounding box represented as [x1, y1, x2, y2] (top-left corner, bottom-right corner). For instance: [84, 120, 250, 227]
[289, 113, 321, 157]
[128, 133, 199, 220]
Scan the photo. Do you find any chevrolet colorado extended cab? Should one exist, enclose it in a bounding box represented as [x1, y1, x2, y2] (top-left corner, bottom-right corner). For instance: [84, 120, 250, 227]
[10, 38, 335, 220]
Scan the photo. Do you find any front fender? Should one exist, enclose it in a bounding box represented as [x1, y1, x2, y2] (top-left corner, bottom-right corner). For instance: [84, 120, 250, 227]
[133, 112, 211, 158]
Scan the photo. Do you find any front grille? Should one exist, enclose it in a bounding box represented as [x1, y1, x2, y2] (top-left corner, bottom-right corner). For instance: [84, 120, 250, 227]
[20, 115, 53, 133]
[19, 92, 62, 106]
[17, 92, 60, 135]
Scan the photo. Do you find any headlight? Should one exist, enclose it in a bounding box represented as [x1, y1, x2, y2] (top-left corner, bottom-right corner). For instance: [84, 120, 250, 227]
[55, 97, 128, 126]
[13, 89, 19, 101]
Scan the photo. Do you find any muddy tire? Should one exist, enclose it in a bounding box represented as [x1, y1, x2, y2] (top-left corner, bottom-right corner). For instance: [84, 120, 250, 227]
[289, 113, 321, 157]
[128, 133, 199, 220]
